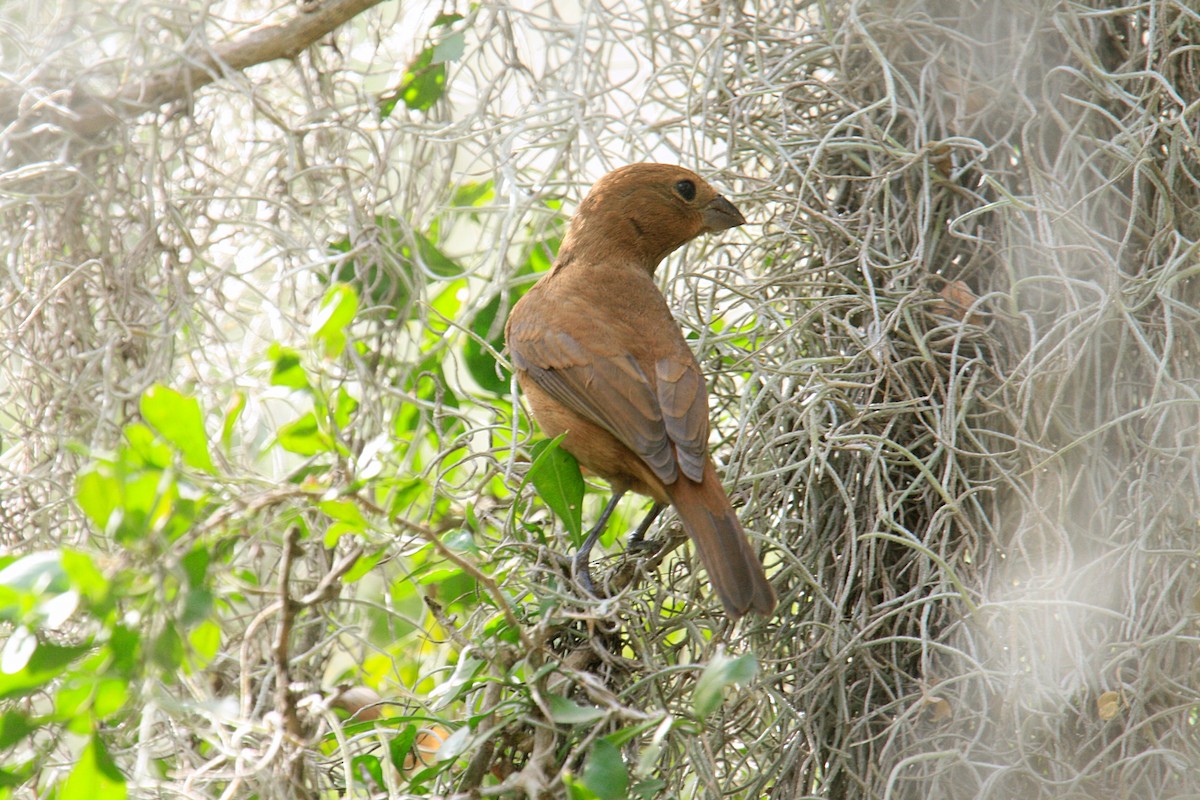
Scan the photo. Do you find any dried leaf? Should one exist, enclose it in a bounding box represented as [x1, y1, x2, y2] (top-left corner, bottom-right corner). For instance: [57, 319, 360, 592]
[1097, 690, 1121, 720]
[923, 695, 953, 722]
[933, 280, 983, 325]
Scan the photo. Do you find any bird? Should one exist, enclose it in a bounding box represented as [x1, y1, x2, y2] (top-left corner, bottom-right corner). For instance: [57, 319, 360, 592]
[505, 163, 776, 619]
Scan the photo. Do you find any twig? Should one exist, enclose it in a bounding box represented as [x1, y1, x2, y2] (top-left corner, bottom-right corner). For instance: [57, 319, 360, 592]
[273, 528, 300, 739]
[1, 0, 387, 137]
[356, 492, 536, 653]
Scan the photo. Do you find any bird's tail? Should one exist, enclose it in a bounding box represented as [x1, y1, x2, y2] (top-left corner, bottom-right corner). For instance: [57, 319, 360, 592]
[666, 463, 776, 619]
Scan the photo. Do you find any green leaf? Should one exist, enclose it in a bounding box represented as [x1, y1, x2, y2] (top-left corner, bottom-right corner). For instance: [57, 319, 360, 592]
[395, 361, 462, 436]
[325, 237, 406, 314]
[342, 550, 380, 583]
[460, 239, 548, 395]
[333, 387, 359, 429]
[319, 499, 366, 526]
[528, 437, 584, 543]
[432, 724, 471, 762]
[152, 626, 184, 671]
[387, 724, 418, 772]
[464, 293, 510, 395]
[323, 522, 360, 548]
[0, 712, 35, 750]
[277, 412, 334, 456]
[427, 656, 483, 711]
[412, 231, 462, 278]
[0, 551, 67, 595]
[351, 754, 385, 788]
[268, 343, 310, 390]
[55, 676, 93, 723]
[390, 47, 445, 114]
[0, 643, 91, 700]
[452, 181, 494, 207]
[221, 390, 246, 451]
[320, 499, 366, 546]
[181, 586, 213, 627]
[100, 467, 190, 545]
[564, 773, 599, 800]
[547, 694, 605, 725]
[0, 552, 81, 632]
[111, 472, 156, 542]
[441, 528, 477, 554]
[61, 736, 126, 800]
[107, 625, 140, 677]
[181, 548, 209, 588]
[0, 766, 30, 789]
[581, 739, 629, 800]
[527, 236, 560, 274]
[381, 13, 463, 117]
[61, 550, 109, 606]
[123, 423, 172, 469]
[632, 778, 668, 799]
[311, 284, 359, 359]
[92, 678, 129, 719]
[75, 470, 121, 533]
[189, 620, 221, 666]
[325, 218, 459, 319]
[603, 717, 662, 748]
[693, 651, 759, 720]
[140, 385, 214, 473]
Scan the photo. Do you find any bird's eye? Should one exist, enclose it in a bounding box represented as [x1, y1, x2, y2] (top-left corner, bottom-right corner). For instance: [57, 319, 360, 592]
[674, 179, 697, 202]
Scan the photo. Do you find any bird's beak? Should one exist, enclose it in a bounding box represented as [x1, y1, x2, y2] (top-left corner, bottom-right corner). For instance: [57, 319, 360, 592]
[702, 195, 746, 232]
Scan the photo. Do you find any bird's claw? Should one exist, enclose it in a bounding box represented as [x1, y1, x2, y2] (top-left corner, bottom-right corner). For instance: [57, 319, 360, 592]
[570, 499, 664, 599]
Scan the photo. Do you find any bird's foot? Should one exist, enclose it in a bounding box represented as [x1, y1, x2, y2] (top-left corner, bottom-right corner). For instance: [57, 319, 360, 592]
[570, 490, 625, 599]
[626, 533, 659, 554]
[572, 550, 597, 597]
[625, 503, 665, 555]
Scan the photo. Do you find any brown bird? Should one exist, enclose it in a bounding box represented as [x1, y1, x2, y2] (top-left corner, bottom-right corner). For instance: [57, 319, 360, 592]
[506, 164, 776, 619]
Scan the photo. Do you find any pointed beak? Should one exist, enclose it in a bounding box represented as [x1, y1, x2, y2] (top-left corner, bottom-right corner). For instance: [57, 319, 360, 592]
[702, 195, 746, 232]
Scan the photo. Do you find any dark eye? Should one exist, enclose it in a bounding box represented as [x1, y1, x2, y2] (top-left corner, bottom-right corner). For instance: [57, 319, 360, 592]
[674, 179, 696, 201]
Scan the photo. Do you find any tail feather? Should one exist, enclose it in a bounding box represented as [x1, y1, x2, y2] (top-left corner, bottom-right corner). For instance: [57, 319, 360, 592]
[666, 463, 776, 619]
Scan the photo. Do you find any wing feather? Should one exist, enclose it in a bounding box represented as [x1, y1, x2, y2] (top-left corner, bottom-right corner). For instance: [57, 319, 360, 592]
[509, 321, 678, 485]
[655, 357, 709, 483]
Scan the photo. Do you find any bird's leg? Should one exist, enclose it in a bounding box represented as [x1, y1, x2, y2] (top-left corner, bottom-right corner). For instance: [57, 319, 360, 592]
[627, 503, 665, 553]
[573, 489, 626, 596]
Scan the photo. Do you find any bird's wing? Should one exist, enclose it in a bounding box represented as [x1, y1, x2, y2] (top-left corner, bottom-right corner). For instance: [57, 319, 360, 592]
[655, 356, 708, 483]
[508, 320, 680, 486]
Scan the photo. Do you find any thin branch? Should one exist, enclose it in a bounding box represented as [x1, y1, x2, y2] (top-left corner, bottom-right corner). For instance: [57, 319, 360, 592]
[273, 527, 304, 741]
[2, 0, 387, 137]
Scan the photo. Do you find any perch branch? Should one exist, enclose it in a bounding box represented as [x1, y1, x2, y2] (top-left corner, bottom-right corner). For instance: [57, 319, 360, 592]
[2, 0, 387, 138]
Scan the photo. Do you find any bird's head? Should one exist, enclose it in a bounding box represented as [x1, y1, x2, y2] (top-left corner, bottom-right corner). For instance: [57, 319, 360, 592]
[563, 164, 746, 269]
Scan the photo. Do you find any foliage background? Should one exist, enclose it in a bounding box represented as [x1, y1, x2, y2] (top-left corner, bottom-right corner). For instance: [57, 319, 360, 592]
[1, 0, 1198, 798]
